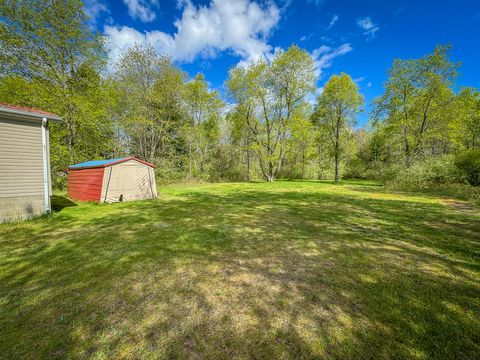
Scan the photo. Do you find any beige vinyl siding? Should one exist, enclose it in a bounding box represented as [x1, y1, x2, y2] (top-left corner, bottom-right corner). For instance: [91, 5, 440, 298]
[100, 160, 157, 203]
[46, 125, 52, 195]
[0, 117, 44, 198]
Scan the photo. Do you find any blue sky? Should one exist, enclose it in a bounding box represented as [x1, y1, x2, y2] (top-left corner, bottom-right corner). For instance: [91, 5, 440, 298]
[86, 0, 480, 126]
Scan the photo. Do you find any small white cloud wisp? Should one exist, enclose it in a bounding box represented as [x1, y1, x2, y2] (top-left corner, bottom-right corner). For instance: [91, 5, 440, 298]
[84, 0, 110, 23]
[357, 17, 379, 39]
[123, 0, 159, 23]
[311, 43, 353, 78]
[328, 14, 339, 29]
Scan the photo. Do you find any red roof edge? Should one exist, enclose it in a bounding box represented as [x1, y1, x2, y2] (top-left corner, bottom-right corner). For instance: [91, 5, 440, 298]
[0, 102, 61, 120]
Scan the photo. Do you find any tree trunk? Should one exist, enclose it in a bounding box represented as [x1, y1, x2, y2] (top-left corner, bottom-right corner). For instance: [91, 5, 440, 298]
[334, 140, 340, 183]
[188, 141, 193, 178]
[334, 119, 340, 183]
[268, 161, 274, 182]
[404, 138, 411, 167]
[301, 145, 306, 179]
[246, 143, 250, 182]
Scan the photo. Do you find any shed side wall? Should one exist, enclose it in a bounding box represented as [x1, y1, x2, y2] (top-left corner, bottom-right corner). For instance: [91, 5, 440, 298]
[67, 168, 104, 202]
[0, 117, 46, 222]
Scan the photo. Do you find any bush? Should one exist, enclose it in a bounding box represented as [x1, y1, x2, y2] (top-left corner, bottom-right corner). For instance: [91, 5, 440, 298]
[382, 155, 480, 202]
[384, 155, 458, 189]
[208, 147, 247, 182]
[455, 149, 480, 186]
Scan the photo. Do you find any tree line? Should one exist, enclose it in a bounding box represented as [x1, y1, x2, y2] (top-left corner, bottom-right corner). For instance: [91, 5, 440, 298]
[1, 0, 478, 191]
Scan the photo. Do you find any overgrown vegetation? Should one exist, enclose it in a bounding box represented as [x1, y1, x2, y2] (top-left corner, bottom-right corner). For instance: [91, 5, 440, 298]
[1, 0, 478, 193]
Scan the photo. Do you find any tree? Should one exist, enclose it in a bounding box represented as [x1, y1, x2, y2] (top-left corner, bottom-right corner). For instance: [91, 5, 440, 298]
[226, 45, 316, 181]
[287, 103, 316, 179]
[372, 45, 458, 166]
[0, 0, 107, 163]
[114, 44, 186, 165]
[313, 73, 364, 183]
[452, 88, 480, 150]
[225, 66, 256, 181]
[183, 73, 223, 178]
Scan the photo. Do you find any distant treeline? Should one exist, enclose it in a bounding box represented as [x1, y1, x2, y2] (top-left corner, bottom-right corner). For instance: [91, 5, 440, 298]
[0, 0, 478, 198]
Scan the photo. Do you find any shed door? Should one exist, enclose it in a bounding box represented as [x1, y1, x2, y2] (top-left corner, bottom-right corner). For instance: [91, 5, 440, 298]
[102, 160, 154, 202]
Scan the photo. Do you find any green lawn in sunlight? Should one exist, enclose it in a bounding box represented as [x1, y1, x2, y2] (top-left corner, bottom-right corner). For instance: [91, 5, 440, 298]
[1, 181, 479, 359]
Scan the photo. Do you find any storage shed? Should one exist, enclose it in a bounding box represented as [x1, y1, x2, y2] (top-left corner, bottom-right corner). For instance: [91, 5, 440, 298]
[67, 157, 157, 203]
[0, 102, 61, 222]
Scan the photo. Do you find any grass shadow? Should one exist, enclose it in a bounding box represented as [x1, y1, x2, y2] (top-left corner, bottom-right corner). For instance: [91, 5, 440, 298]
[0, 182, 479, 358]
[51, 195, 77, 212]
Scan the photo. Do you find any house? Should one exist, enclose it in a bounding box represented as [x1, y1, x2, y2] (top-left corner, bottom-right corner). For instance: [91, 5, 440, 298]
[67, 157, 157, 203]
[0, 102, 61, 222]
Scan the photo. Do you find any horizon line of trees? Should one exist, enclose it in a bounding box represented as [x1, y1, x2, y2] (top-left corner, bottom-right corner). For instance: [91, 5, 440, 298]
[1, 0, 479, 192]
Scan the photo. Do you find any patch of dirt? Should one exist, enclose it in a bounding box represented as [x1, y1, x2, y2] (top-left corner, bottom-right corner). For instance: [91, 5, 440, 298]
[442, 199, 478, 212]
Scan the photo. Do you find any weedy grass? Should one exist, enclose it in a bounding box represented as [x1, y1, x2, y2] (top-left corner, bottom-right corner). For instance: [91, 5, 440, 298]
[1, 180, 479, 359]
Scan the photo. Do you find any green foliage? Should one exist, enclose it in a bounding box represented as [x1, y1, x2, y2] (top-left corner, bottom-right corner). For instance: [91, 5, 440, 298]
[183, 73, 224, 178]
[383, 156, 457, 187]
[313, 73, 364, 182]
[0, 5, 478, 194]
[380, 156, 480, 202]
[451, 88, 480, 150]
[356, 45, 480, 196]
[114, 44, 187, 166]
[0, 0, 112, 177]
[0, 0, 105, 81]
[282, 103, 317, 179]
[372, 45, 458, 165]
[455, 148, 480, 186]
[226, 45, 316, 181]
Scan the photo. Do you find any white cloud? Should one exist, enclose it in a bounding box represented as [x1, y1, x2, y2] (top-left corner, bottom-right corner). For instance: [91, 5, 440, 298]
[311, 43, 353, 77]
[84, 0, 110, 23]
[328, 14, 339, 29]
[123, 0, 159, 23]
[357, 17, 379, 38]
[106, 0, 280, 65]
[367, 81, 372, 88]
[353, 76, 365, 83]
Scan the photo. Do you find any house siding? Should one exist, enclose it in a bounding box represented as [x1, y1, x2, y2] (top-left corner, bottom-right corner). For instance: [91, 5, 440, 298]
[0, 117, 47, 222]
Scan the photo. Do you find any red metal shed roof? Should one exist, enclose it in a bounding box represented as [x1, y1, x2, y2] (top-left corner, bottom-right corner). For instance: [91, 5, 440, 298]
[0, 102, 61, 121]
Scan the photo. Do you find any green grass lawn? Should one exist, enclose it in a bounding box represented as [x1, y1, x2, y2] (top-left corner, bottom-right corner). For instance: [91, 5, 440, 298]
[1, 181, 479, 359]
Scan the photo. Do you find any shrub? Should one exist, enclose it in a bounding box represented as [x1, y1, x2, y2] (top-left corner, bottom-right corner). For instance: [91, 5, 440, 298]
[382, 155, 480, 202]
[455, 149, 480, 186]
[383, 156, 458, 189]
